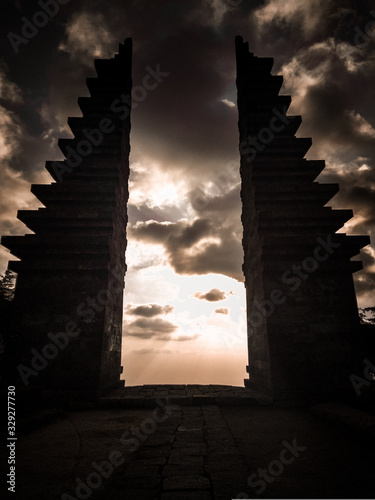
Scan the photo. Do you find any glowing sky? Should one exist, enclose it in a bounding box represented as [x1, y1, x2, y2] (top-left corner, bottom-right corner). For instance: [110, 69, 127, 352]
[1, 0, 375, 385]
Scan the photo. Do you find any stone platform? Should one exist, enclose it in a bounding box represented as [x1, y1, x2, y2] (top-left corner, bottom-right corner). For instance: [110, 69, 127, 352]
[5, 385, 375, 499]
[99, 384, 273, 409]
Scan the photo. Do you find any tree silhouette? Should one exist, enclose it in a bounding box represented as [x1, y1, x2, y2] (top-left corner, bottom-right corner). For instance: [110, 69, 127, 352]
[359, 307, 375, 325]
[0, 270, 16, 377]
[0, 270, 16, 302]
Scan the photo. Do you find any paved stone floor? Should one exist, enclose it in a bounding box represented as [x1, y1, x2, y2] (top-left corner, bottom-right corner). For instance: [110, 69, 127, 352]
[4, 385, 375, 499]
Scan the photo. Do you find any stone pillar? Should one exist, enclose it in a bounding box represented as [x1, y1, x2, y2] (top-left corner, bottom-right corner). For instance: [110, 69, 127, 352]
[2, 39, 132, 400]
[236, 36, 370, 400]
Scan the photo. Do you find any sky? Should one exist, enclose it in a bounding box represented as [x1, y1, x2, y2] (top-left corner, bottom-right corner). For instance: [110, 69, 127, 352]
[1, 0, 375, 386]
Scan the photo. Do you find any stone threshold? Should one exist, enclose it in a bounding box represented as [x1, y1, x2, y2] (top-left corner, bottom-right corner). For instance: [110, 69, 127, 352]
[99, 384, 273, 408]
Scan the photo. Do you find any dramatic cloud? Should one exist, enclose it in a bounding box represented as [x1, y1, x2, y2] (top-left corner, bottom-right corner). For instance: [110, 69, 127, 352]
[129, 218, 243, 281]
[1, 0, 374, 386]
[193, 288, 234, 302]
[58, 11, 116, 63]
[126, 304, 174, 317]
[255, 0, 335, 40]
[1, 0, 374, 312]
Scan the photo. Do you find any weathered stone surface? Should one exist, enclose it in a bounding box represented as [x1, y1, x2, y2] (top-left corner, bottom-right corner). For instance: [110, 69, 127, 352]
[102, 489, 158, 500]
[2, 39, 133, 399]
[161, 492, 211, 500]
[117, 475, 161, 489]
[163, 474, 211, 490]
[171, 444, 208, 455]
[236, 35, 370, 401]
[162, 464, 205, 476]
[123, 464, 160, 477]
[168, 452, 204, 466]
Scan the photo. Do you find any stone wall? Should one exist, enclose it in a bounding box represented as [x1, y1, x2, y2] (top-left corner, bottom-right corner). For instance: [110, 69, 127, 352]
[2, 39, 132, 400]
[236, 36, 370, 400]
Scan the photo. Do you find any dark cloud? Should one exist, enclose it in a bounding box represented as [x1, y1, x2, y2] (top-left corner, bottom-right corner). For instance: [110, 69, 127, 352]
[126, 304, 174, 317]
[215, 307, 229, 314]
[125, 317, 178, 340]
[193, 288, 233, 302]
[128, 202, 184, 224]
[130, 218, 243, 280]
[0, 0, 374, 305]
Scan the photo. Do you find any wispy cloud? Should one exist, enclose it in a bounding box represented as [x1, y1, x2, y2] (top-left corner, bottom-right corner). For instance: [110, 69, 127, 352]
[58, 11, 116, 63]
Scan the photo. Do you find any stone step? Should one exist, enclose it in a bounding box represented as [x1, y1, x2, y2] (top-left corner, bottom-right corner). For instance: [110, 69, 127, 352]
[240, 95, 292, 116]
[241, 114, 302, 137]
[99, 385, 273, 409]
[67, 115, 123, 136]
[1, 233, 112, 259]
[255, 182, 338, 195]
[45, 160, 121, 182]
[7, 257, 113, 273]
[58, 137, 122, 157]
[30, 183, 119, 205]
[238, 74, 283, 93]
[86, 77, 131, 98]
[260, 233, 369, 256]
[78, 96, 130, 115]
[251, 197, 348, 214]
[17, 208, 115, 232]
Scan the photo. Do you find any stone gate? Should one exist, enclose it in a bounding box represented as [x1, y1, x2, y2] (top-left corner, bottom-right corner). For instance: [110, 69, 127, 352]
[236, 36, 370, 400]
[2, 39, 132, 399]
[1, 37, 370, 401]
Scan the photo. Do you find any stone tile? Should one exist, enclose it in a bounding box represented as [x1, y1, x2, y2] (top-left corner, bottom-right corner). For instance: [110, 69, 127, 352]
[136, 457, 167, 466]
[192, 395, 215, 405]
[161, 492, 212, 500]
[175, 435, 204, 444]
[206, 429, 234, 440]
[162, 464, 204, 476]
[145, 435, 175, 447]
[124, 464, 160, 477]
[116, 475, 161, 489]
[170, 396, 194, 405]
[180, 419, 204, 428]
[138, 446, 170, 458]
[168, 452, 204, 466]
[212, 483, 243, 497]
[206, 462, 248, 476]
[163, 474, 211, 490]
[104, 488, 159, 499]
[171, 444, 208, 455]
[206, 443, 239, 454]
[119, 397, 145, 408]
